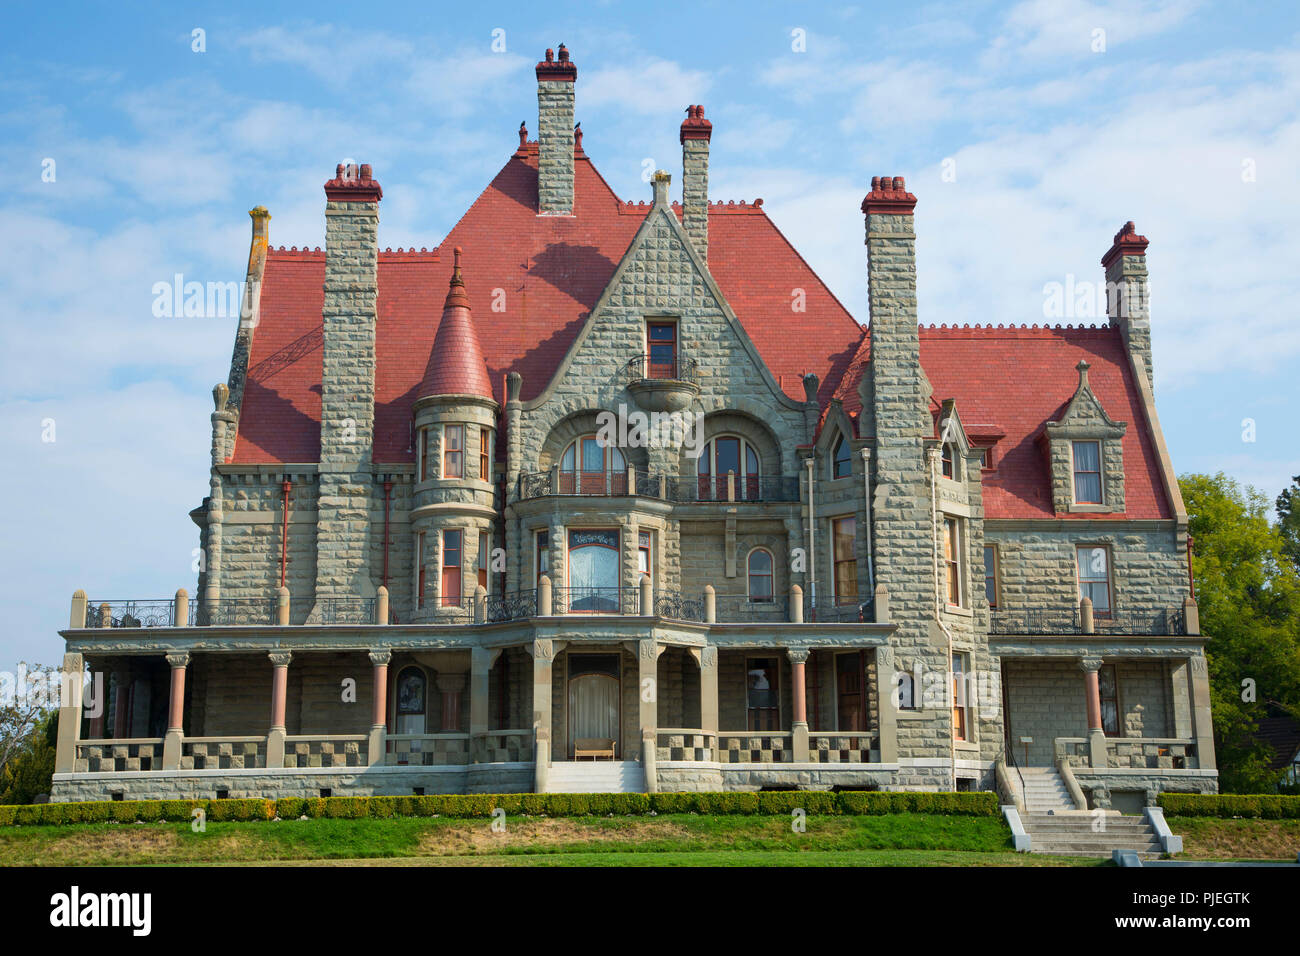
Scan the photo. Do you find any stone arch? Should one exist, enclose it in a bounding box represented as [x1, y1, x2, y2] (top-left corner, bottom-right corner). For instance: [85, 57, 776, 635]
[681, 408, 784, 475]
[535, 409, 650, 473]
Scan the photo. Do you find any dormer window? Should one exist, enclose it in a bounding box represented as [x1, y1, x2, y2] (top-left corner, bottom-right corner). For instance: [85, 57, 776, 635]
[832, 436, 852, 479]
[941, 443, 955, 479]
[1072, 441, 1102, 504]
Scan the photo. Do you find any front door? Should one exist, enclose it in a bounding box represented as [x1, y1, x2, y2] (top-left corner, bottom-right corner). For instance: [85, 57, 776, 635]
[567, 655, 621, 758]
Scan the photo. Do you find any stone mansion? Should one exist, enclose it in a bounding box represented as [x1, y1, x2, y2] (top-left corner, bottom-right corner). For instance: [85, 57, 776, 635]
[52, 45, 1217, 809]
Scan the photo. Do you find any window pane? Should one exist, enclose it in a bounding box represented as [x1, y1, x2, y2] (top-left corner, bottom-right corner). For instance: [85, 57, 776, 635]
[582, 437, 603, 472]
[1075, 473, 1102, 504]
[716, 437, 740, 476]
[1073, 441, 1100, 472]
[983, 546, 997, 606]
[745, 445, 759, 475]
[746, 660, 777, 710]
[611, 446, 625, 471]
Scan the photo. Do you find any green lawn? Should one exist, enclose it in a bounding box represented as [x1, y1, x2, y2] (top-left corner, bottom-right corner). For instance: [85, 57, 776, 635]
[0, 812, 1096, 867]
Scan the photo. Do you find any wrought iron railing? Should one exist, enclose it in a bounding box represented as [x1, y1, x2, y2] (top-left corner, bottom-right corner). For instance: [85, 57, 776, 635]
[552, 586, 642, 615]
[624, 352, 700, 386]
[516, 469, 800, 503]
[83, 600, 179, 628]
[654, 591, 705, 622]
[663, 474, 800, 503]
[712, 594, 790, 623]
[989, 605, 1186, 636]
[485, 590, 538, 622]
[193, 598, 277, 627]
[316, 597, 377, 625]
[804, 598, 875, 623]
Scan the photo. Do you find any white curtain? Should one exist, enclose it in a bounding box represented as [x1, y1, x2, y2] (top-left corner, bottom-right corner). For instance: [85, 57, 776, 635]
[569, 675, 619, 752]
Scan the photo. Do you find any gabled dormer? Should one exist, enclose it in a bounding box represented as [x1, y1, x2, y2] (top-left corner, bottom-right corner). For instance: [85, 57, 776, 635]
[1043, 360, 1127, 514]
[815, 399, 860, 481]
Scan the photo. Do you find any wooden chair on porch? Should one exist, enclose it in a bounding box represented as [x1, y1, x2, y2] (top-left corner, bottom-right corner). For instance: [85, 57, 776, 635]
[574, 737, 616, 760]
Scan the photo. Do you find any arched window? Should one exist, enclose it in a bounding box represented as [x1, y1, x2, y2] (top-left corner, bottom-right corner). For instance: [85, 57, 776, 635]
[747, 549, 774, 603]
[560, 435, 627, 495]
[395, 667, 427, 735]
[832, 436, 852, 479]
[697, 436, 761, 500]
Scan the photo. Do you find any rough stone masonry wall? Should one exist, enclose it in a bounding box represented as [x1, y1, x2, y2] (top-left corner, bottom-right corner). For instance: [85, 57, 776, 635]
[681, 138, 709, 259]
[211, 472, 318, 622]
[866, 209, 955, 783]
[316, 198, 378, 607]
[1106, 253, 1152, 386]
[537, 79, 574, 215]
[989, 524, 1189, 620]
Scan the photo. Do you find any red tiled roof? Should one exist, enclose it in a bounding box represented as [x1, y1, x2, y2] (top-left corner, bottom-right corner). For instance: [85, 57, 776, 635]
[233, 146, 862, 465]
[833, 324, 1172, 520]
[418, 248, 493, 401]
[230, 145, 1172, 521]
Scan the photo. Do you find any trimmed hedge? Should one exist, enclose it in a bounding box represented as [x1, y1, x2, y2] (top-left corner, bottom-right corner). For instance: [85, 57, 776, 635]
[1159, 793, 1300, 819]
[0, 789, 999, 827]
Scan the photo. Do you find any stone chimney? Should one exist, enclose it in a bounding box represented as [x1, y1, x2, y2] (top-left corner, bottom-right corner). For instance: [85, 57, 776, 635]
[536, 45, 577, 215]
[313, 161, 382, 615]
[862, 176, 926, 441]
[680, 105, 712, 260]
[1102, 221, 1152, 387]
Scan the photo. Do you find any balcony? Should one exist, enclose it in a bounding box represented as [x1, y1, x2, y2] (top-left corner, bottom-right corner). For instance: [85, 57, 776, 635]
[516, 469, 799, 503]
[989, 605, 1187, 636]
[624, 352, 700, 412]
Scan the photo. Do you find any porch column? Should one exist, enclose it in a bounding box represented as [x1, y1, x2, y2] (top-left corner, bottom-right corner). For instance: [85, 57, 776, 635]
[54, 652, 84, 774]
[1169, 659, 1193, 739]
[788, 647, 810, 761]
[639, 639, 659, 792]
[267, 651, 292, 768]
[697, 646, 718, 740]
[1189, 653, 1217, 770]
[1080, 657, 1107, 769]
[876, 646, 898, 762]
[112, 663, 132, 738]
[532, 639, 555, 792]
[162, 652, 189, 770]
[367, 650, 391, 767]
[438, 673, 466, 731]
[469, 647, 501, 765]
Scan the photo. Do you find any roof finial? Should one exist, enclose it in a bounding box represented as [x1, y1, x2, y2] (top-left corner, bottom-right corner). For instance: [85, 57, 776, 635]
[452, 247, 463, 285]
[519, 121, 528, 146]
[574, 121, 583, 151]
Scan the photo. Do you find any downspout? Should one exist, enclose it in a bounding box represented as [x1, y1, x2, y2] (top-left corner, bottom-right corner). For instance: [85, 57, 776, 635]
[928, 447, 958, 791]
[279, 477, 292, 588]
[382, 478, 393, 590]
[860, 448, 875, 594]
[805, 457, 817, 622]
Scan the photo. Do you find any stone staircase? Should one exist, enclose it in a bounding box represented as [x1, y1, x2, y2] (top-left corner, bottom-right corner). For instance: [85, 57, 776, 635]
[543, 761, 648, 793]
[1020, 766, 1076, 814]
[1013, 766, 1164, 857]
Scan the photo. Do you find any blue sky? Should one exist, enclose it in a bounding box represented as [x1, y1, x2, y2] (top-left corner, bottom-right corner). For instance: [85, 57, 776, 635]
[2, 0, 1298, 667]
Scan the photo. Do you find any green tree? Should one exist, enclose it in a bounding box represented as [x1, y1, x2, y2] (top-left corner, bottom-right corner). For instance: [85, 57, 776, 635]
[0, 711, 57, 804]
[1181, 473, 1300, 792]
[1277, 474, 1300, 572]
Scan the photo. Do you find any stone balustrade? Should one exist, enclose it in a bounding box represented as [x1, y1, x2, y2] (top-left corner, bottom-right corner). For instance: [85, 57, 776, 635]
[74, 738, 164, 773]
[282, 735, 367, 769]
[384, 733, 471, 767]
[470, 730, 533, 763]
[656, 729, 716, 762]
[181, 736, 267, 770]
[807, 732, 878, 763]
[717, 732, 793, 764]
[1056, 735, 1199, 770]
